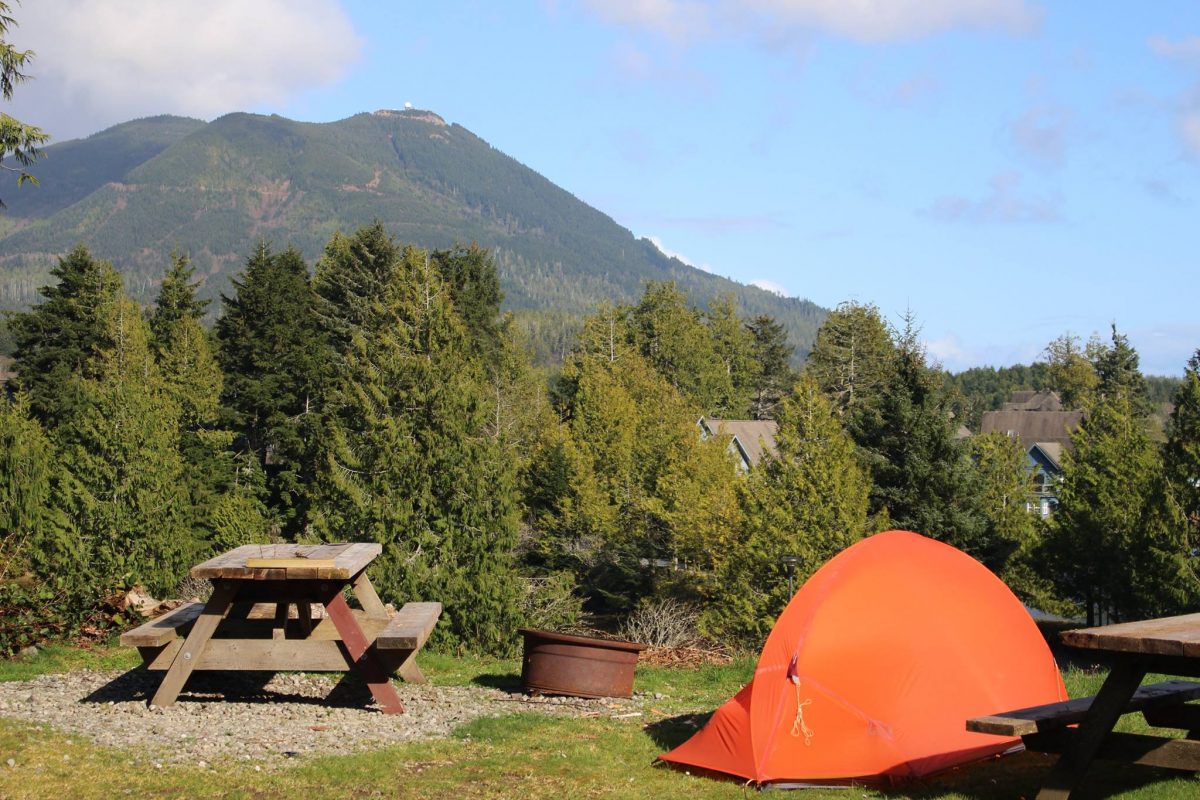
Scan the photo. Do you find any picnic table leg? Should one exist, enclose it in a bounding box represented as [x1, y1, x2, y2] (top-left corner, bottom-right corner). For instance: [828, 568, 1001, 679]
[323, 590, 405, 714]
[352, 570, 390, 619]
[1036, 659, 1147, 800]
[150, 580, 239, 709]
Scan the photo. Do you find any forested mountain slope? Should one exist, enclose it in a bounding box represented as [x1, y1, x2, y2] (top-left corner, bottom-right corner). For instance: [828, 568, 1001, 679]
[0, 109, 825, 359]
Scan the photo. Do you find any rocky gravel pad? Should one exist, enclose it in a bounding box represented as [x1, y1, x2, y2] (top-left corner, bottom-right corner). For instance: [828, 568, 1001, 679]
[0, 669, 642, 768]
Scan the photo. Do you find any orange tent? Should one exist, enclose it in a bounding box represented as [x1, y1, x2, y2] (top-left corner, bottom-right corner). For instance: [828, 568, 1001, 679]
[660, 530, 1066, 787]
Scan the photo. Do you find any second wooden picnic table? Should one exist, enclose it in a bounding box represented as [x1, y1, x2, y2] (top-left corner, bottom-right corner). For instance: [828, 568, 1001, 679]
[969, 612, 1200, 798]
[120, 543, 441, 715]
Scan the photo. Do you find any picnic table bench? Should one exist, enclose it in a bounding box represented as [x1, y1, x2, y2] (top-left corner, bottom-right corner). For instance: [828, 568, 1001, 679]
[120, 543, 441, 714]
[967, 612, 1200, 798]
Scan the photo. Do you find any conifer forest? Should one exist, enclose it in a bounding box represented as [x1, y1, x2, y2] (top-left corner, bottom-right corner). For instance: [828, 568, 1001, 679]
[1, 224, 1198, 657]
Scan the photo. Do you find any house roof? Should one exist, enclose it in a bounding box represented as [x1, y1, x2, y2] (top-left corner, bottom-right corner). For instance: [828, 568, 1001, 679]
[979, 409, 1083, 445]
[1030, 441, 1065, 470]
[701, 417, 779, 468]
[1001, 391, 1063, 412]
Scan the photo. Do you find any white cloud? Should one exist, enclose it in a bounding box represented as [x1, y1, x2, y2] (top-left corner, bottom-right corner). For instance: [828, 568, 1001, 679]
[1010, 104, 1071, 169]
[577, 0, 1040, 46]
[1148, 34, 1200, 157]
[926, 172, 1062, 224]
[1149, 35, 1200, 63]
[1182, 109, 1200, 156]
[750, 278, 791, 297]
[7, 0, 362, 140]
[646, 235, 714, 272]
[740, 0, 1041, 43]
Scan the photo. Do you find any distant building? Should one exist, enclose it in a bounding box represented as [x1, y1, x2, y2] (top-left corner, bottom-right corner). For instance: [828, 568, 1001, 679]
[697, 417, 779, 473]
[979, 391, 1083, 517]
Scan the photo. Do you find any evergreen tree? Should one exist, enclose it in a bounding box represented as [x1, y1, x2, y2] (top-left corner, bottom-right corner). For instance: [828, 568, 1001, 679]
[216, 243, 329, 537]
[628, 281, 733, 414]
[859, 317, 986, 552]
[1046, 386, 1194, 624]
[0, 2, 49, 208]
[54, 296, 196, 596]
[9, 245, 122, 425]
[704, 295, 756, 417]
[312, 222, 402, 354]
[705, 377, 869, 643]
[805, 301, 895, 441]
[311, 241, 522, 653]
[1043, 334, 1097, 409]
[148, 252, 210, 346]
[1091, 324, 1150, 414]
[746, 313, 794, 420]
[1164, 349, 1200, 551]
[430, 243, 504, 362]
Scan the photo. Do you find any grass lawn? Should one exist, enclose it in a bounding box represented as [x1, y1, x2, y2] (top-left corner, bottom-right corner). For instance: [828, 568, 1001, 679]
[1, 644, 1199, 799]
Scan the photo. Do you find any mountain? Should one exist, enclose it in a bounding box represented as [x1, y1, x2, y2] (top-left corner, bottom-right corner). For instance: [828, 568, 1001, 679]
[0, 109, 825, 358]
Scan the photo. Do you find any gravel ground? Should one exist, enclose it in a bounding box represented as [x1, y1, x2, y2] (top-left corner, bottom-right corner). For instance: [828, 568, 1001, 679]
[0, 668, 646, 768]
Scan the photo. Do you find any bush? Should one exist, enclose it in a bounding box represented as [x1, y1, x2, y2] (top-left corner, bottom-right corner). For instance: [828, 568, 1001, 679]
[520, 571, 587, 633]
[621, 597, 700, 648]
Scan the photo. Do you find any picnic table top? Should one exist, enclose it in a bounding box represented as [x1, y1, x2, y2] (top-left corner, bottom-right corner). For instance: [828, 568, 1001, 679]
[1061, 612, 1200, 659]
[190, 543, 382, 581]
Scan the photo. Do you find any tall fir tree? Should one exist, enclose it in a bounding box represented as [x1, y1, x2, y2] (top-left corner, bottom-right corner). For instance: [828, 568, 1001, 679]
[704, 294, 756, 417]
[9, 245, 123, 425]
[430, 243, 504, 363]
[1046, 385, 1195, 624]
[859, 316, 986, 552]
[705, 377, 869, 643]
[805, 301, 896, 442]
[148, 252, 210, 347]
[1163, 349, 1200, 552]
[312, 222, 403, 354]
[746, 313, 794, 420]
[1042, 334, 1098, 409]
[628, 281, 733, 414]
[311, 239, 522, 653]
[54, 295, 196, 596]
[216, 243, 329, 537]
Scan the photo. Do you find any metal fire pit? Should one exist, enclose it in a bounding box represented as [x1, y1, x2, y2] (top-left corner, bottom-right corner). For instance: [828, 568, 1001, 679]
[518, 628, 647, 698]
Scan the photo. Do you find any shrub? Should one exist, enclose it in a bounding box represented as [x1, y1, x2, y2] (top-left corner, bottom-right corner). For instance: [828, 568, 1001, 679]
[621, 597, 700, 648]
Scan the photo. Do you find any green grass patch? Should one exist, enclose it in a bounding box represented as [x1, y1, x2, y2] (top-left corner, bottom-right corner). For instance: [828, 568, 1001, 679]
[1, 647, 1199, 798]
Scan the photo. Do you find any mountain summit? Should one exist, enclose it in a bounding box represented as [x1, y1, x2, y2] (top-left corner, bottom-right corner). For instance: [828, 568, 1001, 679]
[0, 111, 824, 354]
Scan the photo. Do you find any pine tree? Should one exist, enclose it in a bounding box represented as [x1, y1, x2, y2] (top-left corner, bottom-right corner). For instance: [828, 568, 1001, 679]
[217, 243, 329, 537]
[1042, 334, 1097, 409]
[430, 243, 504, 362]
[312, 222, 402, 354]
[705, 377, 869, 643]
[54, 296, 196, 596]
[805, 301, 895, 441]
[1045, 386, 1194, 624]
[9, 245, 123, 425]
[1091, 324, 1151, 415]
[1163, 349, 1200, 551]
[860, 317, 986, 553]
[148, 252, 210, 347]
[628, 281, 733, 414]
[704, 295, 756, 417]
[311, 241, 522, 653]
[746, 313, 794, 420]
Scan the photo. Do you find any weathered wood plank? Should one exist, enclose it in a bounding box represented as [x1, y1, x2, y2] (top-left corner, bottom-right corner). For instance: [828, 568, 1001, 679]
[968, 681, 1200, 737]
[144, 638, 352, 672]
[150, 580, 239, 708]
[352, 571, 389, 619]
[1061, 613, 1200, 658]
[1026, 729, 1200, 771]
[119, 602, 205, 647]
[376, 602, 442, 650]
[324, 592, 405, 714]
[191, 543, 380, 580]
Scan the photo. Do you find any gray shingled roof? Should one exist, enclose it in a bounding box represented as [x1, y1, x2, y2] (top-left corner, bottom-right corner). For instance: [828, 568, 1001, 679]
[703, 417, 779, 467]
[979, 409, 1083, 445]
[1001, 391, 1063, 412]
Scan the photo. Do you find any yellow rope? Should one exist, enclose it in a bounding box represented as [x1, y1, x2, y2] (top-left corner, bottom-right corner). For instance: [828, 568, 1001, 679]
[790, 679, 814, 745]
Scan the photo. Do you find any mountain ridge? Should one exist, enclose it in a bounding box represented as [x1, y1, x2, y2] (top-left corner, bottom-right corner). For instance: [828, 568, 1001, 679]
[0, 109, 826, 358]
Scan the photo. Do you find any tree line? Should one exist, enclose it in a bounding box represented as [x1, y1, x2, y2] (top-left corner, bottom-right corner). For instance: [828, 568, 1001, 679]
[1, 229, 1198, 655]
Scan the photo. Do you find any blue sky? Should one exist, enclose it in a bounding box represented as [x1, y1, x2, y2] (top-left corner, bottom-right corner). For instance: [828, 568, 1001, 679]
[9, 1, 1200, 374]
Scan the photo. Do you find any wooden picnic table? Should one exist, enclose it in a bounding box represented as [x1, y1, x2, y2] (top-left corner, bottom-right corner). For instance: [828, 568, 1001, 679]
[120, 543, 441, 715]
[968, 612, 1200, 798]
